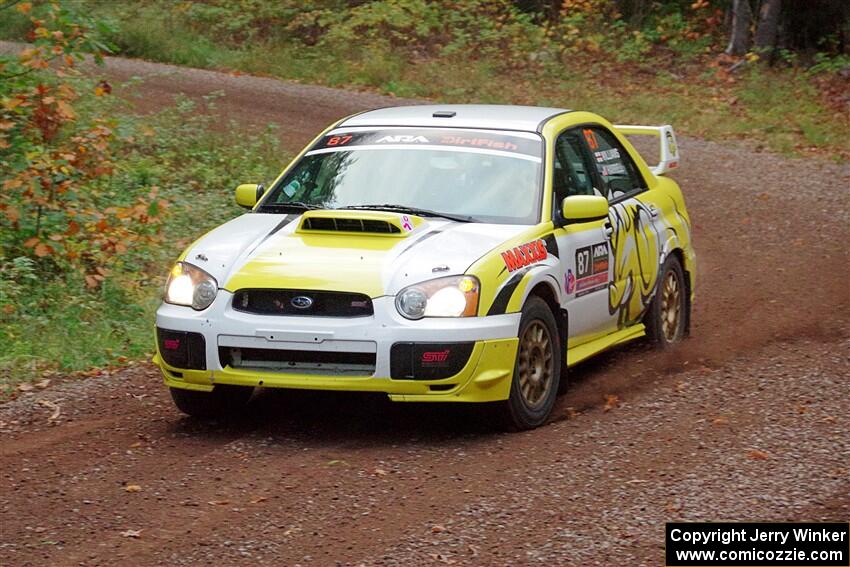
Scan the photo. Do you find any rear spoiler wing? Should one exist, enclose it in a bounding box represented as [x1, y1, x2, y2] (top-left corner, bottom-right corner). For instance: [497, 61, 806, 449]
[614, 124, 679, 176]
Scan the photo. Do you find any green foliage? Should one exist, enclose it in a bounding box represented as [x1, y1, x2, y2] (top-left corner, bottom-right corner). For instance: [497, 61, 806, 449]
[808, 52, 850, 75]
[0, 95, 284, 392]
[0, 2, 284, 391]
[3, 0, 839, 163]
[309, 0, 544, 63]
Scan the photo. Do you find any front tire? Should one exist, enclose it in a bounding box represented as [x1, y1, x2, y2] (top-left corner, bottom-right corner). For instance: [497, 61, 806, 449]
[500, 296, 561, 431]
[645, 255, 688, 347]
[170, 385, 254, 418]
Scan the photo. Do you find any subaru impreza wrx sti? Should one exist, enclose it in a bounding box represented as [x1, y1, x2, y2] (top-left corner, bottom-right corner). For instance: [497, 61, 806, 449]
[154, 105, 695, 430]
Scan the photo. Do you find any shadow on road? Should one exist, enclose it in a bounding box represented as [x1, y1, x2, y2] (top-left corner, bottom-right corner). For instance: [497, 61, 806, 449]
[163, 340, 665, 445]
[167, 387, 504, 446]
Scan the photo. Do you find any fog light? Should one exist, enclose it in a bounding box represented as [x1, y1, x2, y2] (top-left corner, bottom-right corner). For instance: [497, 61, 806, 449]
[397, 287, 428, 320]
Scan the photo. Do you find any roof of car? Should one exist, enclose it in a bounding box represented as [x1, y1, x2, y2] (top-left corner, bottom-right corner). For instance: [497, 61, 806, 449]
[338, 104, 572, 133]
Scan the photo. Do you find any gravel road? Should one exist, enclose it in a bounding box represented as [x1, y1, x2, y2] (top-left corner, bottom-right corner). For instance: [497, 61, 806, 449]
[0, 45, 848, 566]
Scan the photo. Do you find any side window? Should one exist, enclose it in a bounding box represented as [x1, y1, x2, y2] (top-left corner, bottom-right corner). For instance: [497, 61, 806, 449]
[582, 127, 645, 202]
[553, 131, 596, 200]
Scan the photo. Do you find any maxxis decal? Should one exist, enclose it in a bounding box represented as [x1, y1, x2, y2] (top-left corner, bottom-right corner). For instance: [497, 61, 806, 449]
[501, 239, 547, 272]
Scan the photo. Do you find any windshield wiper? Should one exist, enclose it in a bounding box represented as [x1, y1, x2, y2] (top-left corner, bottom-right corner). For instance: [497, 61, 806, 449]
[340, 204, 476, 223]
[258, 201, 323, 213]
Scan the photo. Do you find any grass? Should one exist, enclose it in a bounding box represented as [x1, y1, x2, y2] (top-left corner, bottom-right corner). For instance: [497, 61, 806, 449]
[51, 2, 850, 160]
[0, 94, 286, 395]
[2, 2, 844, 158]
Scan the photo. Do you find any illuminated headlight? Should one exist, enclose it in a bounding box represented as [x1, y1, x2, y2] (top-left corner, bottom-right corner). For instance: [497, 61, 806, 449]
[164, 262, 218, 310]
[396, 276, 480, 320]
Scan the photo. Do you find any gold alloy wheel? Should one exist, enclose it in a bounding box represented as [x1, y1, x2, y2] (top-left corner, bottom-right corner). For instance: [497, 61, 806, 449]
[517, 320, 554, 408]
[660, 270, 682, 342]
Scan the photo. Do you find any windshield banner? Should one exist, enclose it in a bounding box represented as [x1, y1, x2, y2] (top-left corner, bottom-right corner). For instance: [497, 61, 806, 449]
[309, 129, 543, 159]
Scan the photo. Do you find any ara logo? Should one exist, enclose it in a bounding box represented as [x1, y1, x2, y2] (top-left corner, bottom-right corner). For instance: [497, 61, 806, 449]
[375, 135, 430, 144]
[501, 239, 547, 272]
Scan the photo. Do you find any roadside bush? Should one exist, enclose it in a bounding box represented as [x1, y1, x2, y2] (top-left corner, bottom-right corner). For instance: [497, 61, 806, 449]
[305, 0, 544, 64]
[0, 3, 284, 391]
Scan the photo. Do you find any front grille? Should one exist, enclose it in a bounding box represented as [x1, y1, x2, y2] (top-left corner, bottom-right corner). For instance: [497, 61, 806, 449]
[301, 216, 400, 234]
[219, 347, 376, 376]
[232, 289, 373, 317]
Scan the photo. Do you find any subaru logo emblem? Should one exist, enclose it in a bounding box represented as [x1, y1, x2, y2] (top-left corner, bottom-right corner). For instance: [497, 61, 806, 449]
[290, 295, 313, 309]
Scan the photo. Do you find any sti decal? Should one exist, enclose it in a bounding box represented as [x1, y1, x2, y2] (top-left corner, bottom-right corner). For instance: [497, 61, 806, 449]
[575, 242, 609, 297]
[501, 240, 547, 272]
[421, 350, 450, 366]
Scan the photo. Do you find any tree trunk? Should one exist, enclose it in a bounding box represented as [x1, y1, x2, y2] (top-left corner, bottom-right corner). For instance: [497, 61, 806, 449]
[725, 0, 753, 55]
[754, 0, 782, 53]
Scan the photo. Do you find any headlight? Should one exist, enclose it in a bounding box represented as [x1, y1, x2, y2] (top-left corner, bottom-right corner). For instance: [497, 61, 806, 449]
[164, 262, 218, 310]
[396, 276, 480, 319]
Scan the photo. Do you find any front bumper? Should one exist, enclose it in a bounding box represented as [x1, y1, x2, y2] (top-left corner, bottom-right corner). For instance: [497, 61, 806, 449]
[153, 293, 521, 402]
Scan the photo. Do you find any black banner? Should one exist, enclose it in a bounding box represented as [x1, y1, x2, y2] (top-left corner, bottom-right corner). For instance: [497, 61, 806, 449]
[666, 522, 849, 566]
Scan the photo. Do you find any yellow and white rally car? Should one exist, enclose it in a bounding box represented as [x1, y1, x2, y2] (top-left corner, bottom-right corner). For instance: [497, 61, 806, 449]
[154, 105, 695, 430]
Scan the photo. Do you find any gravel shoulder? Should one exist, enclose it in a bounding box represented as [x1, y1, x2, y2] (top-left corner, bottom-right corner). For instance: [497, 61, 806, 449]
[0, 44, 848, 567]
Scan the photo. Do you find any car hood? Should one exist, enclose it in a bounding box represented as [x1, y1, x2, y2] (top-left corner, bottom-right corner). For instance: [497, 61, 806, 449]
[181, 211, 530, 297]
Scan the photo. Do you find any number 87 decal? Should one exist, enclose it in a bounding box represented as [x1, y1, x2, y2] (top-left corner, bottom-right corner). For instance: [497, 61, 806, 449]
[577, 248, 590, 277]
[327, 135, 353, 146]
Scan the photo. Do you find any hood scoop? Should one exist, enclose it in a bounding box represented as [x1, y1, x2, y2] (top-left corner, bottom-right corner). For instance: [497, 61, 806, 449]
[297, 210, 423, 237]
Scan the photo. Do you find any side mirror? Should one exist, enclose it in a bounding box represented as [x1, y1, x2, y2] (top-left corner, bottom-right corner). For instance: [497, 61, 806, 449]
[561, 195, 608, 224]
[235, 183, 265, 209]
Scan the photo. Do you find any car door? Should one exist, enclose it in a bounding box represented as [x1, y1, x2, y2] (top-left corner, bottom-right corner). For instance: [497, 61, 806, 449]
[579, 125, 666, 329]
[551, 129, 618, 347]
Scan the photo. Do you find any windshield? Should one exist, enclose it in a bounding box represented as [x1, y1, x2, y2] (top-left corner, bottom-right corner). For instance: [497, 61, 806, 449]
[258, 128, 544, 224]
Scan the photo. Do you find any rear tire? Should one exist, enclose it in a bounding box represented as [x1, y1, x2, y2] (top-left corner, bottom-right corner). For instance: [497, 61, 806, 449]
[170, 385, 254, 418]
[645, 255, 688, 347]
[499, 296, 561, 431]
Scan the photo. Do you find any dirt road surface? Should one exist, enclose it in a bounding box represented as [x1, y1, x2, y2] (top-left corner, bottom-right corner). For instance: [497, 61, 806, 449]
[1, 47, 848, 566]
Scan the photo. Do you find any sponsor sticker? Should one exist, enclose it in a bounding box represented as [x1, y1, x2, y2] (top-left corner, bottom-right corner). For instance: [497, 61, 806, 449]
[666, 130, 677, 156]
[283, 179, 300, 197]
[376, 135, 430, 144]
[565, 269, 576, 294]
[575, 241, 609, 296]
[400, 215, 414, 232]
[501, 239, 547, 272]
[603, 162, 627, 176]
[594, 148, 621, 163]
[439, 135, 518, 151]
[600, 162, 627, 176]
